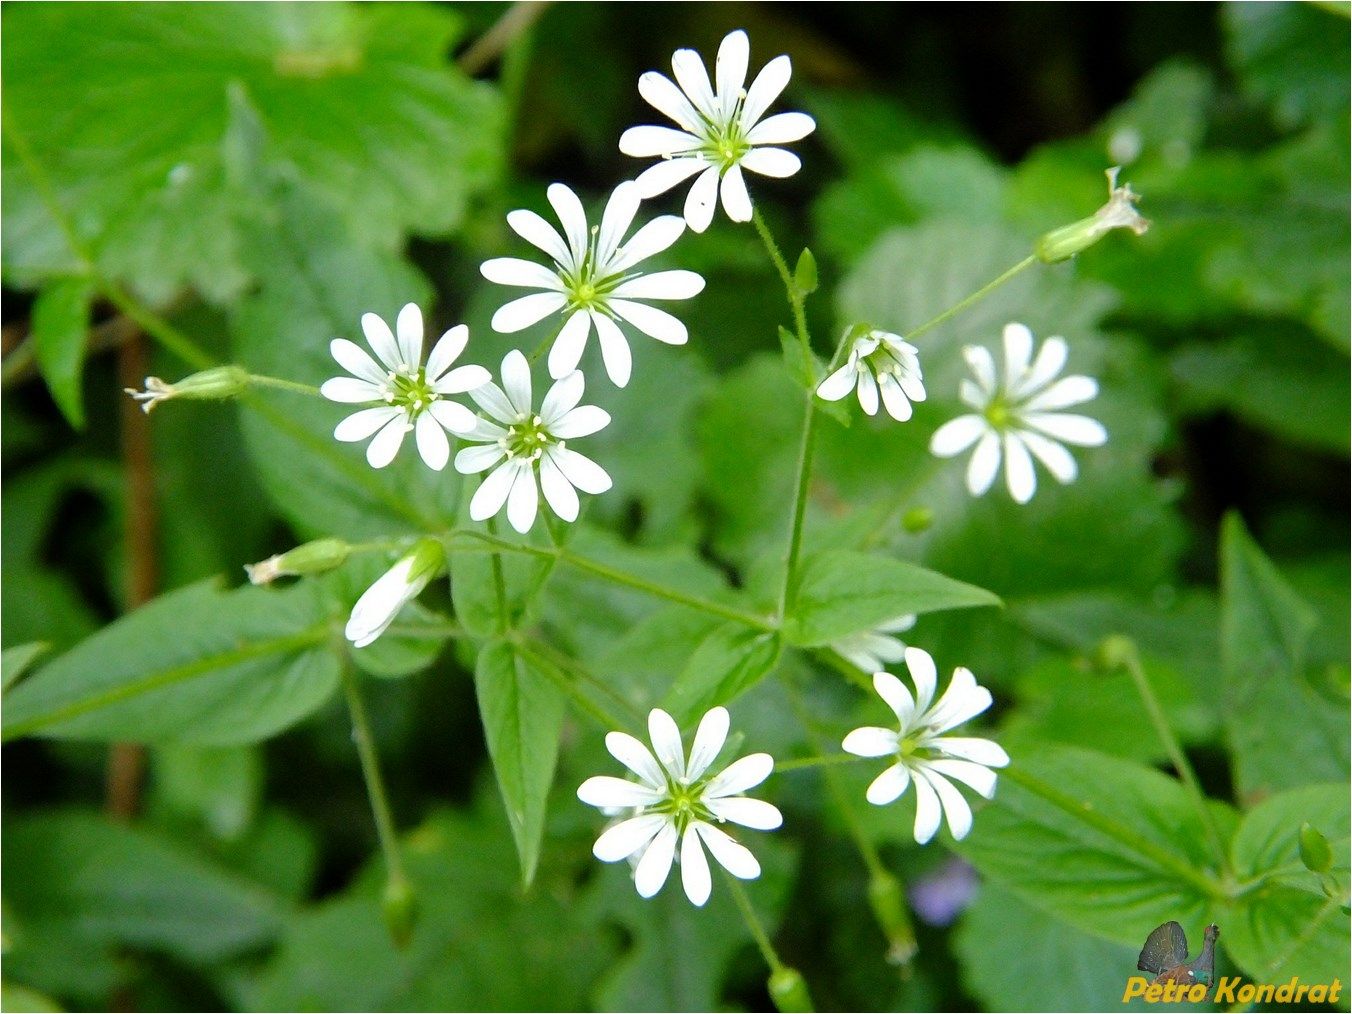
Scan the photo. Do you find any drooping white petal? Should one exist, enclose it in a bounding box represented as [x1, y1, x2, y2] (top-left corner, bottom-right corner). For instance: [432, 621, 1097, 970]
[361, 312, 402, 371]
[966, 431, 1003, 496]
[611, 214, 687, 271]
[329, 338, 387, 385]
[506, 462, 540, 533]
[334, 406, 400, 442]
[680, 824, 712, 906]
[873, 669, 916, 727]
[1023, 375, 1099, 413]
[598, 182, 642, 267]
[455, 442, 506, 474]
[637, 71, 703, 134]
[686, 706, 730, 781]
[865, 762, 912, 806]
[548, 447, 612, 494]
[591, 813, 666, 862]
[739, 147, 802, 178]
[634, 822, 679, 898]
[962, 345, 998, 394]
[715, 29, 749, 119]
[646, 708, 686, 780]
[538, 453, 580, 522]
[366, 416, 409, 469]
[703, 753, 773, 798]
[608, 299, 688, 345]
[719, 164, 753, 223]
[1022, 412, 1108, 447]
[432, 364, 492, 396]
[551, 405, 610, 440]
[539, 370, 585, 425]
[746, 112, 816, 145]
[547, 183, 590, 268]
[1014, 335, 1068, 398]
[932, 736, 1010, 768]
[878, 374, 914, 422]
[695, 822, 761, 880]
[1018, 429, 1078, 484]
[856, 369, 879, 416]
[469, 460, 519, 521]
[414, 413, 450, 471]
[927, 667, 993, 734]
[428, 399, 477, 436]
[740, 53, 792, 129]
[880, 614, 918, 635]
[345, 556, 423, 648]
[911, 769, 943, 844]
[1003, 432, 1038, 504]
[321, 377, 385, 404]
[480, 257, 566, 291]
[425, 325, 470, 382]
[492, 292, 566, 334]
[670, 46, 718, 120]
[611, 270, 706, 300]
[923, 758, 999, 799]
[924, 768, 974, 840]
[706, 796, 783, 830]
[395, 303, 423, 369]
[507, 208, 572, 267]
[577, 775, 666, 809]
[606, 731, 667, 789]
[633, 158, 710, 204]
[816, 363, 859, 402]
[1002, 322, 1034, 389]
[684, 165, 720, 233]
[592, 312, 633, 387]
[842, 726, 899, 758]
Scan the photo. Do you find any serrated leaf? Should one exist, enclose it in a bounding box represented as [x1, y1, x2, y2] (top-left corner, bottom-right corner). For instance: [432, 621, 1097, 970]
[2, 579, 340, 745]
[30, 276, 93, 429]
[786, 549, 998, 646]
[663, 623, 782, 723]
[473, 640, 564, 886]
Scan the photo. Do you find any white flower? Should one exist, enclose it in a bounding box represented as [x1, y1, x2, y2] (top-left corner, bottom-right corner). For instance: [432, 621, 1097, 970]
[842, 647, 1009, 844]
[578, 707, 782, 907]
[928, 323, 1108, 504]
[831, 614, 916, 673]
[481, 182, 704, 388]
[345, 540, 444, 648]
[321, 303, 490, 471]
[619, 29, 816, 232]
[453, 349, 612, 534]
[816, 330, 927, 422]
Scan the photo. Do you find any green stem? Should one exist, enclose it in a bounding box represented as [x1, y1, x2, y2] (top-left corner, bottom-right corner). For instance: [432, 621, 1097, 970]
[484, 515, 511, 634]
[248, 373, 323, 397]
[340, 660, 408, 888]
[903, 256, 1037, 344]
[752, 207, 811, 357]
[1118, 640, 1233, 877]
[775, 753, 866, 772]
[724, 872, 786, 974]
[779, 395, 818, 619]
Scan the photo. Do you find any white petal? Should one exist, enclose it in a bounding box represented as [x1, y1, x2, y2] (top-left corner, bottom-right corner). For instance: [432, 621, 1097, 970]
[695, 822, 761, 880]
[924, 768, 974, 841]
[329, 338, 386, 385]
[432, 364, 492, 395]
[715, 30, 749, 119]
[592, 813, 666, 862]
[548, 447, 612, 494]
[746, 112, 816, 145]
[611, 215, 687, 272]
[345, 557, 422, 648]
[577, 776, 665, 809]
[495, 353, 530, 417]
[543, 311, 589, 381]
[680, 825, 712, 906]
[1002, 322, 1034, 389]
[685, 707, 729, 781]
[634, 158, 709, 201]
[538, 452, 580, 523]
[492, 292, 566, 334]
[1023, 375, 1099, 412]
[507, 209, 572, 267]
[873, 670, 917, 728]
[480, 256, 564, 290]
[334, 406, 400, 442]
[929, 414, 987, 457]
[506, 462, 539, 534]
[428, 399, 478, 436]
[469, 460, 518, 521]
[911, 770, 943, 844]
[923, 758, 998, 799]
[1018, 429, 1078, 484]
[638, 71, 703, 133]
[455, 442, 506, 474]
[706, 796, 783, 830]
[718, 165, 753, 223]
[365, 416, 409, 469]
[841, 726, 898, 758]
[866, 762, 912, 806]
[551, 405, 611, 439]
[414, 413, 450, 471]
[965, 431, 1002, 496]
[927, 667, 993, 733]
[1003, 432, 1037, 504]
[361, 312, 402, 371]
[670, 46, 718, 120]
[856, 369, 879, 416]
[608, 299, 688, 345]
[879, 614, 917, 635]
[647, 708, 686, 779]
[321, 377, 384, 404]
[703, 753, 773, 798]
[962, 345, 997, 394]
[425, 325, 470, 382]
[1022, 412, 1108, 447]
[684, 165, 720, 233]
[611, 270, 706, 301]
[740, 54, 792, 129]
[878, 374, 913, 422]
[1014, 335, 1068, 398]
[960, 379, 988, 411]
[592, 312, 633, 387]
[539, 369, 585, 425]
[816, 364, 858, 402]
[459, 416, 509, 441]
[547, 183, 590, 268]
[932, 736, 1010, 768]
[395, 303, 423, 369]
[740, 147, 801, 178]
[634, 822, 679, 898]
[598, 181, 641, 267]
[606, 731, 667, 789]
[905, 647, 938, 717]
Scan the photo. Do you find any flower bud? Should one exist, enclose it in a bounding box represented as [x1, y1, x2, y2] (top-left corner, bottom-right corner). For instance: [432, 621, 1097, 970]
[245, 538, 351, 586]
[381, 876, 417, 950]
[768, 966, 814, 1013]
[868, 870, 918, 968]
[793, 248, 818, 296]
[1092, 634, 1138, 675]
[124, 365, 250, 413]
[345, 539, 445, 648]
[1299, 822, 1334, 875]
[1034, 167, 1149, 264]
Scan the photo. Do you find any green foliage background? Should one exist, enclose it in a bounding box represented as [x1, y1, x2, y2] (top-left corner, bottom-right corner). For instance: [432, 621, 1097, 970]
[2, 3, 1348, 1011]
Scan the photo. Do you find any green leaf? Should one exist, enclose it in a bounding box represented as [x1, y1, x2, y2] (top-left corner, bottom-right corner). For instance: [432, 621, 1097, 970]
[1223, 889, 1350, 985]
[1219, 514, 1347, 804]
[30, 276, 93, 429]
[0, 983, 63, 1014]
[150, 743, 263, 841]
[1, 2, 502, 302]
[956, 744, 1228, 947]
[1230, 783, 1350, 885]
[473, 640, 565, 886]
[1225, 2, 1350, 127]
[786, 549, 998, 646]
[3, 809, 282, 961]
[2, 579, 340, 745]
[779, 325, 819, 389]
[2, 642, 49, 692]
[663, 624, 782, 723]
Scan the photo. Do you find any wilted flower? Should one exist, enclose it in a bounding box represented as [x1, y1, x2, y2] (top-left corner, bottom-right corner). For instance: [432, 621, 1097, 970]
[125, 365, 249, 413]
[1034, 166, 1150, 264]
[816, 329, 926, 422]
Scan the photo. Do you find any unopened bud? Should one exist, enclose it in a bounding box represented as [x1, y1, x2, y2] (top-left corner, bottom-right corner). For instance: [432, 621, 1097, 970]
[868, 870, 918, 968]
[1034, 167, 1149, 264]
[345, 538, 445, 648]
[901, 507, 934, 534]
[1299, 822, 1334, 875]
[381, 876, 417, 950]
[245, 538, 351, 585]
[124, 365, 250, 413]
[794, 248, 818, 296]
[768, 966, 814, 1013]
[1092, 634, 1138, 675]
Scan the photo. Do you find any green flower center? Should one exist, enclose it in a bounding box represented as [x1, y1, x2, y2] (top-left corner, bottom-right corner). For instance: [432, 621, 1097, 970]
[560, 228, 628, 313]
[655, 783, 713, 833]
[386, 369, 438, 417]
[984, 397, 1013, 429]
[504, 415, 554, 461]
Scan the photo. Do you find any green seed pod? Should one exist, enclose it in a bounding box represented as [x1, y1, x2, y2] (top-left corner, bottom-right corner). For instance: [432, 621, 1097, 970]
[901, 507, 934, 534]
[768, 966, 814, 1013]
[381, 876, 417, 951]
[245, 538, 352, 585]
[1299, 822, 1334, 874]
[1034, 168, 1149, 264]
[125, 365, 250, 413]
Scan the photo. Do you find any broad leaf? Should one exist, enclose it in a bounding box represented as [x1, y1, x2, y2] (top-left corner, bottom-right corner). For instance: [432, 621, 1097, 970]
[663, 623, 782, 723]
[1230, 783, 1350, 885]
[30, 276, 93, 429]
